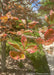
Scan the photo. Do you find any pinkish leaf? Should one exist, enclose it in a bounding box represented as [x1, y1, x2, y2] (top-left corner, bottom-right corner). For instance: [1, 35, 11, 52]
[27, 45, 37, 53]
[21, 36, 27, 48]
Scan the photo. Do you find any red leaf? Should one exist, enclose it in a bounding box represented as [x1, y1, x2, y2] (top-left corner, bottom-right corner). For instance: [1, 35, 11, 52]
[36, 37, 44, 44]
[44, 37, 54, 45]
[44, 28, 54, 40]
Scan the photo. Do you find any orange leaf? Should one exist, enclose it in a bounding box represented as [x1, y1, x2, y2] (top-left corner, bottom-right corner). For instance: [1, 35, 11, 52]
[9, 51, 25, 60]
[9, 31, 16, 34]
[0, 16, 8, 22]
[8, 42, 22, 51]
[9, 51, 19, 60]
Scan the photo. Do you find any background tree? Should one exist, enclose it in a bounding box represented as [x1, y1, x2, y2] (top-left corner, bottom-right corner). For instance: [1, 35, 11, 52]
[39, 0, 54, 14]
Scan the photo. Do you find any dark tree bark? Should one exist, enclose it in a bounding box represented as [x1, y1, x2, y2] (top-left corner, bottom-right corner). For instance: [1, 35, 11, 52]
[1, 40, 6, 71]
[0, 0, 9, 71]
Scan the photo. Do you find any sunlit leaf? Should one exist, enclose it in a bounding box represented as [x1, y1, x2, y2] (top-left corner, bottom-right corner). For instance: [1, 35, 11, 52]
[20, 54, 25, 60]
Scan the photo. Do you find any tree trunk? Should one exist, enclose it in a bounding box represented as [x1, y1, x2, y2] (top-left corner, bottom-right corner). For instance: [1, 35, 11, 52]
[0, 0, 8, 71]
[1, 40, 6, 71]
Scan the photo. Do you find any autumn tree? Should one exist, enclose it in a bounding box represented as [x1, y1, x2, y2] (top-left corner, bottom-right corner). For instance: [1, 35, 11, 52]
[0, 0, 39, 71]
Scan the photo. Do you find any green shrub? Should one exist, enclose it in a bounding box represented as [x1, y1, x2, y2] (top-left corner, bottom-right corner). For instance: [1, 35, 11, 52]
[26, 50, 50, 73]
